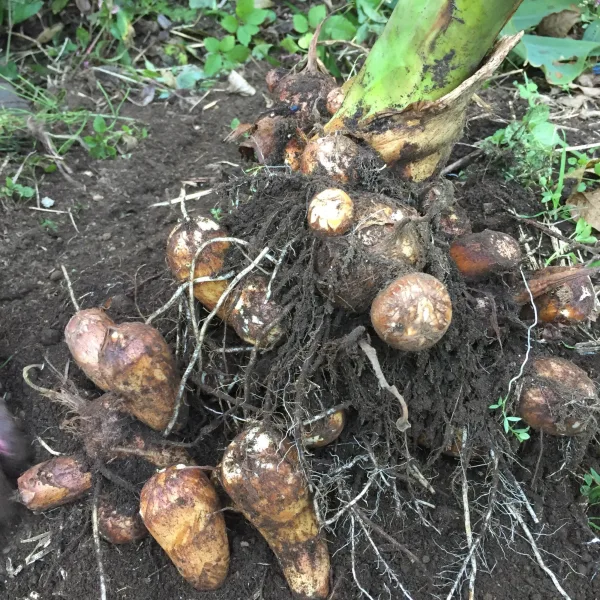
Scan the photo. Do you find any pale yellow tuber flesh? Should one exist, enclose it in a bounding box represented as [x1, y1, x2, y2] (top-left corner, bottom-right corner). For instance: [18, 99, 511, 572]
[140, 465, 230, 591]
[220, 426, 330, 600]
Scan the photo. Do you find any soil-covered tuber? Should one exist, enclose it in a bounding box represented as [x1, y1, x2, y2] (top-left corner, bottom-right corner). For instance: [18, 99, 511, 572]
[220, 425, 330, 599]
[65, 311, 180, 431]
[518, 357, 599, 436]
[140, 465, 230, 590]
[98, 497, 147, 544]
[449, 230, 521, 279]
[303, 410, 346, 448]
[308, 189, 354, 237]
[18, 455, 91, 511]
[371, 273, 452, 351]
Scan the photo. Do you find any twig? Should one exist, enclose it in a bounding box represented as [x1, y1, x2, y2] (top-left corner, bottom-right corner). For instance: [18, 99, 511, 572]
[302, 402, 352, 427]
[164, 247, 270, 437]
[150, 188, 213, 207]
[505, 212, 600, 256]
[441, 150, 483, 176]
[92, 479, 108, 600]
[506, 503, 572, 600]
[358, 339, 410, 432]
[61, 265, 80, 311]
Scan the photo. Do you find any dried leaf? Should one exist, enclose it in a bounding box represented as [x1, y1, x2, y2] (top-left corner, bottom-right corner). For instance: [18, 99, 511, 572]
[253, 0, 273, 6]
[536, 9, 581, 38]
[573, 84, 600, 98]
[557, 93, 588, 109]
[227, 71, 256, 97]
[568, 189, 600, 231]
[36, 23, 64, 45]
[139, 85, 155, 106]
[75, 0, 92, 13]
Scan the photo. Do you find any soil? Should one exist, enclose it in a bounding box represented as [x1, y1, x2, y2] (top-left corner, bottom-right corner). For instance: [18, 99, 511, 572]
[1, 64, 599, 600]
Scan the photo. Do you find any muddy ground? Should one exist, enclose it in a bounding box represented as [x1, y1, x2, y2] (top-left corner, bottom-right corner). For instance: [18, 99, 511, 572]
[1, 64, 599, 600]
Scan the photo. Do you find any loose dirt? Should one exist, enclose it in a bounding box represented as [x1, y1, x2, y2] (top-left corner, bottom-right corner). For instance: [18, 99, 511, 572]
[0, 67, 598, 600]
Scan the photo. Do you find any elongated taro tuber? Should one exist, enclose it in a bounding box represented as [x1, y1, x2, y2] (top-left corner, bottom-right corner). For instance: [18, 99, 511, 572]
[166, 216, 230, 312]
[18, 455, 91, 511]
[65, 310, 180, 431]
[518, 357, 599, 436]
[98, 497, 147, 544]
[167, 217, 285, 347]
[371, 273, 452, 351]
[140, 465, 229, 590]
[221, 426, 330, 599]
[450, 230, 521, 279]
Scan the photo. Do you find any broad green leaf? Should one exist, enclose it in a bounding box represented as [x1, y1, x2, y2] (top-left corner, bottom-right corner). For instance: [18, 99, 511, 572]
[219, 35, 236, 52]
[511, 34, 600, 84]
[293, 14, 309, 34]
[204, 53, 223, 76]
[245, 9, 269, 25]
[308, 4, 327, 30]
[583, 20, 600, 42]
[221, 15, 239, 33]
[322, 15, 357, 41]
[505, 0, 581, 32]
[204, 37, 221, 53]
[281, 36, 300, 54]
[51, 0, 70, 13]
[11, 0, 43, 25]
[0, 61, 18, 80]
[226, 44, 250, 63]
[93, 116, 107, 134]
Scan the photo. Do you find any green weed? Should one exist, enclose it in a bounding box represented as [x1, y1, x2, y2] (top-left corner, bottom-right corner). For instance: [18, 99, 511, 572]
[581, 467, 600, 531]
[0, 176, 34, 201]
[489, 395, 531, 443]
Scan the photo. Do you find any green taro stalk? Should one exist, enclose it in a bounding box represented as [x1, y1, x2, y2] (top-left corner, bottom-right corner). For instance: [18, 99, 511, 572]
[325, 0, 524, 181]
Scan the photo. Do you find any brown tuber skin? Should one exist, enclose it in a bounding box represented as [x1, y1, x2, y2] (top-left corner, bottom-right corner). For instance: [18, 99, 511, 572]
[531, 270, 595, 324]
[449, 230, 521, 279]
[64, 308, 115, 390]
[308, 189, 354, 236]
[65, 312, 180, 431]
[326, 87, 344, 115]
[221, 426, 330, 599]
[140, 465, 230, 590]
[518, 357, 599, 436]
[300, 135, 366, 182]
[166, 217, 230, 312]
[303, 411, 346, 448]
[98, 497, 147, 544]
[18, 455, 91, 511]
[167, 217, 285, 348]
[371, 273, 452, 351]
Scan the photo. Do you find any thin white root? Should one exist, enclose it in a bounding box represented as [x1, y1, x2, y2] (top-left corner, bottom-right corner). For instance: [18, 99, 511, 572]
[358, 339, 410, 432]
[92, 480, 108, 600]
[163, 247, 271, 437]
[324, 478, 374, 527]
[506, 503, 573, 600]
[60, 264, 80, 311]
[350, 516, 376, 600]
[460, 429, 476, 600]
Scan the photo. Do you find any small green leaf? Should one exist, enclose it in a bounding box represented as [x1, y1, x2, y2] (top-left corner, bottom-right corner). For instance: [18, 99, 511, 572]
[594, 163, 600, 176]
[231, 118, 241, 129]
[237, 24, 257, 46]
[51, 0, 70, 13]
[252, 42, 272, 59]
[322, 15, 357, 41]
[280, 36, 301, 54]
[221, 15, 239, 33]
[506, 416, 522, 422]
[204, 53, 223, 76]
[93, 116, 107, 134]
[577, 182, 587, 193]
[11, 1, 43, 25]
[190, 0, 216, 7]
[236, 0, 255, 21]
[76, 26, 90, 47]
[204, 37, 221, 53]
[244, 9, 269, 26]
[298, 32, 314, 50]
[116, 10, 130, 41]
[308, 4, 327, 30]
[488, 403, 501, 410]
[219, 35, 236, 52]
[293, 14, 309, 34]
[226, 44, 250, 63]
